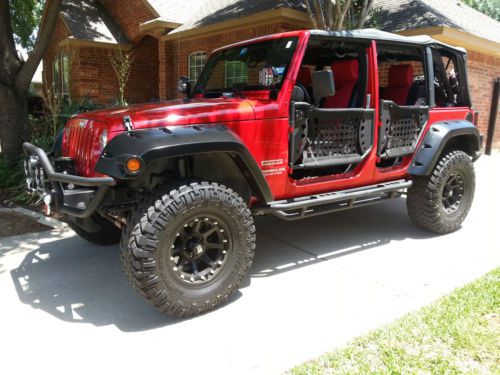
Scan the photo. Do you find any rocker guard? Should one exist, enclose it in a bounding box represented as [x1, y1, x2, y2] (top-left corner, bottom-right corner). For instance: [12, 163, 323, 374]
[408, 120, 481, 176]
[96, 125, 274, 203]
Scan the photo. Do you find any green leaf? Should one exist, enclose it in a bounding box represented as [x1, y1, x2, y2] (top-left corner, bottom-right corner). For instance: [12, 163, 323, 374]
[462, 0, 500, 22]
[9, 0, 45, 51]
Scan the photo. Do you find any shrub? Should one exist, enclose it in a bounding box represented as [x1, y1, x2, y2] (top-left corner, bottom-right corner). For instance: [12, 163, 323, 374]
[0, 95, 106, 204]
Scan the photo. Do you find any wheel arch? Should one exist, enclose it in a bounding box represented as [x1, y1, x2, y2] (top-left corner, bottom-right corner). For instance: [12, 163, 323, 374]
[95, 125, 273, 203]
[408, 120, 481, 176]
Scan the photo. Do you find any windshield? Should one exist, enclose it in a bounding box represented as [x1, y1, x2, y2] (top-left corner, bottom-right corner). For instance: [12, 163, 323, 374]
[194, 37, 299, 97]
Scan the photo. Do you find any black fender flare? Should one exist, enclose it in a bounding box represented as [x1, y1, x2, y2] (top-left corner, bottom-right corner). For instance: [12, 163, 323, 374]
[408, 120, 481, 176]
[96, 124, 274, 203]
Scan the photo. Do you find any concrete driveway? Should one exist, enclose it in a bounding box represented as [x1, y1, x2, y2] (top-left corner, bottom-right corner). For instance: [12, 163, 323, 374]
[1, 155, 499, 375]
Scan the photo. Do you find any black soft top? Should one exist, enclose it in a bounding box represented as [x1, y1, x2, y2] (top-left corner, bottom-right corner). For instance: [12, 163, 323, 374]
[310, 29, 467, 54]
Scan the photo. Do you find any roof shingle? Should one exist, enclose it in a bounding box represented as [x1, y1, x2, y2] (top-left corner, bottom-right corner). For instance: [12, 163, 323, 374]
[61, 0, 129, 44]
[370, 0, 500, 44]
[146, 0, 306, 34]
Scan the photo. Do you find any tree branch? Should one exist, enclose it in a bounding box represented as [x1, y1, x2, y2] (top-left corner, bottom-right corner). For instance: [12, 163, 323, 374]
[332, 0, 341, 30]
[312, 0, 327, 30]
[16, 0, 62, 93]
[0, 0, 22, 83]
[358, 0, 374, 28]
[325, 0, 335, 30]
[336, 0, 353, 29]
[305, 0, 318, 29]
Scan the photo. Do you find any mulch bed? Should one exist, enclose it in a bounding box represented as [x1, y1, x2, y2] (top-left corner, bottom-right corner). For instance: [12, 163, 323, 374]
[0, 211, 52, 238]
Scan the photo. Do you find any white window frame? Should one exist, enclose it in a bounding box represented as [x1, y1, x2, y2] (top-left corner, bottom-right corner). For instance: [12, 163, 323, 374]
[188, 51, 207, 82]
[52, 51, 70, 99]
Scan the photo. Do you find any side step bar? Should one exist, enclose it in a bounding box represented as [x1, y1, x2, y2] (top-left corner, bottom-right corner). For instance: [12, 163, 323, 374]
[261, 179, 412, 221]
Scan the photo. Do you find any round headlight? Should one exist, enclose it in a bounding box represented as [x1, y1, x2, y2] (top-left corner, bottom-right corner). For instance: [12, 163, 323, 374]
[99, 129, 108, 150]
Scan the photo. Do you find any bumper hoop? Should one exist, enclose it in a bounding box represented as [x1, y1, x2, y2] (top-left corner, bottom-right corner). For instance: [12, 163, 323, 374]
[22, 142, 116, 218]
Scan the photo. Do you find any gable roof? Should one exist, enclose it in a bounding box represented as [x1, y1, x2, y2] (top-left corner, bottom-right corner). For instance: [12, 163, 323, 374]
[371, 0, 500, 44]
[60, 0, 129, 44]
[146, 0, 306, 34]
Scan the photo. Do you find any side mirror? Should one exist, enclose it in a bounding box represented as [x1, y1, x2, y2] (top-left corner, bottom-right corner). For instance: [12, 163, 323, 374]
[178, 76, 192, 95]
[312, 70, 335, 106]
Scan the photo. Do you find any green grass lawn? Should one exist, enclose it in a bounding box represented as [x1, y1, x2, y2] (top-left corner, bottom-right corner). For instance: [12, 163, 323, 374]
[291, 268, 500, 374]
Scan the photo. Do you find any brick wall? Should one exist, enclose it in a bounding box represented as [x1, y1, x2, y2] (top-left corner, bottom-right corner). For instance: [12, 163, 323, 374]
[467, 51, 500, 148]
[127, 35, 159, 103]
[100, 0, 156, 41]
[71, 47, 118, 103]
[160, 22, 303, 99]
[70, 36, 159, 105]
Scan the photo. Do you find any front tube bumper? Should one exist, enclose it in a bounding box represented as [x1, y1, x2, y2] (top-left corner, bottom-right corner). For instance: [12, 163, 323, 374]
[22, 142, 116, 218]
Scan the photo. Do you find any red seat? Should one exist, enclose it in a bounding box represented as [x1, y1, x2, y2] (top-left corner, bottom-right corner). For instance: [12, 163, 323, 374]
[382, 64, 414, 105]
[297, 66, 312, 86]
[324, 59, 359, 108]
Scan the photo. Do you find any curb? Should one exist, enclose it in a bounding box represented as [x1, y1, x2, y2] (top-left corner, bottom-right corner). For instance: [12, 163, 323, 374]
[0, 207, 68, 230]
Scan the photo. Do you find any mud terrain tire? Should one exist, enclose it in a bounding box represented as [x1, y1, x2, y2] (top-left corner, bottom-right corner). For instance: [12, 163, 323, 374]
[121, 181, 256, 317]
[407, 150, 475, 234]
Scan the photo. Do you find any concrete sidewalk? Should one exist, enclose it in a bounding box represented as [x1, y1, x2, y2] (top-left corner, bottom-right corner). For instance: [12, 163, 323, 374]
[1, 155, 499, 375]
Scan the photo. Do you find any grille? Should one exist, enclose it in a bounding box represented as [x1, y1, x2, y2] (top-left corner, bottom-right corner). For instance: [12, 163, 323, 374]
[67, 119, 99, 176]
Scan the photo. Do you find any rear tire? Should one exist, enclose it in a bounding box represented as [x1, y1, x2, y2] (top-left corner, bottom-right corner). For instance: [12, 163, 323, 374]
[68, 214, 121, 246]
[407, 150, 475, 234]
[121, 181, 256, 317]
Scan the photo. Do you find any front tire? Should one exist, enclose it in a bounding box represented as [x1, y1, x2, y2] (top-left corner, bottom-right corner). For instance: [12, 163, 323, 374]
[121, 181, 256, 317]
[407, 150, 475, 234]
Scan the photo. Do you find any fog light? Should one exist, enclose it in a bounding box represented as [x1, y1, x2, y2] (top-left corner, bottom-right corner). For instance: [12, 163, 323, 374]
[126, 157, 142, 174]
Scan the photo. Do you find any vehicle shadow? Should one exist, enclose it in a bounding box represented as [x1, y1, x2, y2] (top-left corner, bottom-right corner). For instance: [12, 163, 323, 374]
[9, 198, 435, 332]
[247, 198, 434, 281]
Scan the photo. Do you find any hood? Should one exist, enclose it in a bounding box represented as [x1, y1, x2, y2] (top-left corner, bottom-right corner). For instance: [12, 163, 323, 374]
[76, 98, 256, 132]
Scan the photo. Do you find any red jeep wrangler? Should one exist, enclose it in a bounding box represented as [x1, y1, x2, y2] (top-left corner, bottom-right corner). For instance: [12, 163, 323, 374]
[24, 30, 482, 317]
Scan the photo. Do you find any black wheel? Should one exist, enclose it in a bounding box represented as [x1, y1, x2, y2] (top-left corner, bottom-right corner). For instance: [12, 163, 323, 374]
[68, 214, 121, 246]
[407, 150, 475, 234]
[121, 181, 256, 317]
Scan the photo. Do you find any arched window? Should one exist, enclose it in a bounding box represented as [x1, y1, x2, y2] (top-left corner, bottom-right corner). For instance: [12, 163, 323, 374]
[188, 51, 207, 82]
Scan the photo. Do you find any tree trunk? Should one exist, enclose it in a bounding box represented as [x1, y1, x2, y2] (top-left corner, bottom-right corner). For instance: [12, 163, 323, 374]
[0, 0, 62, 160]
[0, 85, 29, 159]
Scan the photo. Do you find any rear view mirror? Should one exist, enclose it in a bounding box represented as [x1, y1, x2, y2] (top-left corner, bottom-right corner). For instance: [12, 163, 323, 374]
[312, 70, 335, 106]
